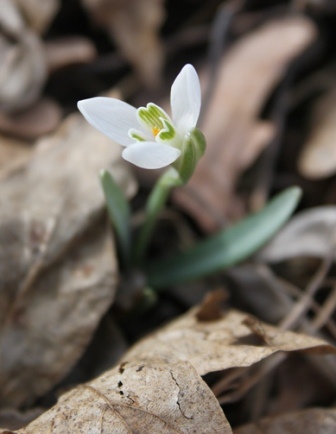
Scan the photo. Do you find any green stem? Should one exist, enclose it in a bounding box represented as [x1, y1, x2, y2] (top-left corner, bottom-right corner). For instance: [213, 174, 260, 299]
[133, 167, 182, 264]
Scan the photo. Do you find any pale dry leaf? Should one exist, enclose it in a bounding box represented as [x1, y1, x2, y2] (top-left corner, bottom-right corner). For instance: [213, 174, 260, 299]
[234, 407, 336, 434]
[123, 307, 334, 376]
[173, 16, 317, 232]
[13, 360, 231, 434]
[257, 206, 336, 263]
[81, 0, 165, 87]
[0, 113, 137, 407]
[298, 87, 336, 179]
[0, 0, 47, 111]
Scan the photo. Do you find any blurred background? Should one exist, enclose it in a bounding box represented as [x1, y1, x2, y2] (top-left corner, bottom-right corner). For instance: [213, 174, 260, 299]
[1, 0, 336, 430]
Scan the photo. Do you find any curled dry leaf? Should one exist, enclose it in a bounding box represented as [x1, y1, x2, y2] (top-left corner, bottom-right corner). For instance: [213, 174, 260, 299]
[298, 87, 336, 179]
[257, 206, 336, 263]
[0, 113, 137, 407]
[14, 360, 232, 434]
[234, 408, 336, 434]
[124, 307, 334, 376]
[81, 0, 165, 87]
[0, 0, 47, 111]
[173, 16, 317, 232]
[0, 98, 62, 139]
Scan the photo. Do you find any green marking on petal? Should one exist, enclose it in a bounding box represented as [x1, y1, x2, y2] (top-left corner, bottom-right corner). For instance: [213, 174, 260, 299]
[137, 103, 171, 135]
[157, 119, 176, 142]
[129, 128, 146, 142]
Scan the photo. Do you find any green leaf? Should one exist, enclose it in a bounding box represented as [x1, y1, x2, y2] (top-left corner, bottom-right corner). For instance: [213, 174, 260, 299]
[100, 170, 131, 267]
[147, 187, 302, 288]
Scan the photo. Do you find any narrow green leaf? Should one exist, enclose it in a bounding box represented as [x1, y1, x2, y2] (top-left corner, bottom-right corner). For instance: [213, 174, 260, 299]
[147, 187, 302, 288]
[100, 170, 131, 267]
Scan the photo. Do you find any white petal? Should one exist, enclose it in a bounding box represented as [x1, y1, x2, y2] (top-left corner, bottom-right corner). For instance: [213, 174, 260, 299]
[78, 97, 139, 146]
[171, 64, 201, 132]
[122, 142, 181, 169]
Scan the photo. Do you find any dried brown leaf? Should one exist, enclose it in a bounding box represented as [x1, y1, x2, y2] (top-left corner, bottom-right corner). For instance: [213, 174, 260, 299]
[0, 113, 137, 407]
[81, 0, 165, 87]
[234, 408, 336, 434]
[298, 87, 336, 179]
[8, 304, 334, 433]
[173, 16, 317, 232]
[14, 360, 231, 434]
[124, 307, 334, 376]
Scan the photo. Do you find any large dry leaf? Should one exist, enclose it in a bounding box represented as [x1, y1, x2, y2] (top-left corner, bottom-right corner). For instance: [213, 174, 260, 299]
[124, 307, 333, 376]
[173, 16, 317, 232]
[0, 134, 33, 179]
[7, 305, 334, 433]
[0, 224, 115, 408]
[81, 0, 165, 87]
[257, 206, 336, 263]
[234, 408, 336, 434]
[298, 87, 336, 179]
[0, 113, 137, 407]
[13, 360, 231, 434]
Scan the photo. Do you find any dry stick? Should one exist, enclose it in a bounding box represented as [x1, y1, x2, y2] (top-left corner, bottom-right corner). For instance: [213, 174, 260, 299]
[214, 254, 336, 403]
[212, 367, 247, 398]
[280, 254, 334, 330]
[244, 257, 336, 405]
[278, 246, 336, 386]
[216, 353, 285, 405]
[281, 278, 336, 338]
[246, 367, 274, 422]
[312, 285, 336, 338]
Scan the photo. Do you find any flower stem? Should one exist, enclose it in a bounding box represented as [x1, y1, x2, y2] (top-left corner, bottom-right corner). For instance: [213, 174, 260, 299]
[133, 167, 183, 264]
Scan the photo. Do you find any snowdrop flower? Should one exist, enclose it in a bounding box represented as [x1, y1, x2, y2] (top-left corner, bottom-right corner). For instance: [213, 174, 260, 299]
[77, 64, 205, 171]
